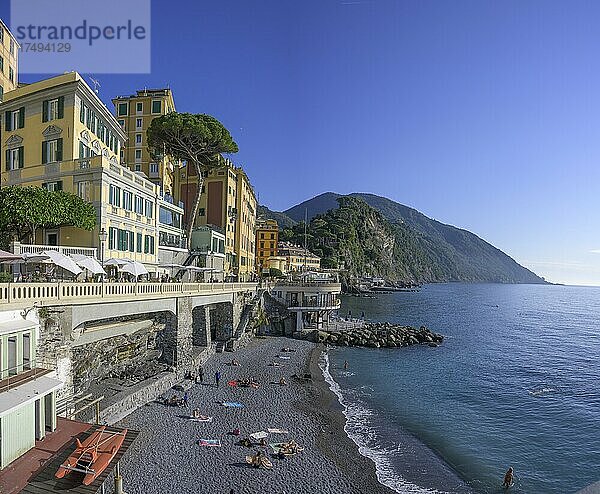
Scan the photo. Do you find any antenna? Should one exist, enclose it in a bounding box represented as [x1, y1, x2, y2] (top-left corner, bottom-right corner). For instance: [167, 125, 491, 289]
[89, 77, 101, 94]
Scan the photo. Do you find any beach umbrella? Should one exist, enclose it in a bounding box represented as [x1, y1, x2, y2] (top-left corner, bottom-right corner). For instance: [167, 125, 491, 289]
[119, 260, 149, 277]
[70, 254, 106, 275]
[0, 249, 24, 263]
[42, 250, 83, 276]
[104, 258, 129, 266]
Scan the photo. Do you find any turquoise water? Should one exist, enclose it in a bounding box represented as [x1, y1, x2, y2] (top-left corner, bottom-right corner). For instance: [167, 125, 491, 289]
[326, 284, 600, 494]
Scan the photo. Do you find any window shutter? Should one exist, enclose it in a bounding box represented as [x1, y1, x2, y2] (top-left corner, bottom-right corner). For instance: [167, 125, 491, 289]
[58, 96, 64, 118]
[18, 107, 24, 128]
[56, 138, 63, 161]
[5, 149, 9, 171]
[5, 111, 11, 131]
[56, 181, 63, 191]
[80, 103, 85, 123]
[18, 147, 24, 168]
[42, 141, 48, 164]
[42, 100, 49, 122]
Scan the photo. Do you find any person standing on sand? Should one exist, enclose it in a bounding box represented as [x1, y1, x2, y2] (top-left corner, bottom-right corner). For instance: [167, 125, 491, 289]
[183, 391, 189, 407]
[215, 370, 221, 387]
[198, 367, 204, 384]
[502, 467, 514, 488]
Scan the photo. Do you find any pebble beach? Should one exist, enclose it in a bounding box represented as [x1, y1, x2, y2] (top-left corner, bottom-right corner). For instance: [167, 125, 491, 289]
[115, 337, 394, 494]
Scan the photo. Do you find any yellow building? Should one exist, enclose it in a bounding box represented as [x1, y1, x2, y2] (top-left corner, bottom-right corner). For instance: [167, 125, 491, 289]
[178, 158, 256, 280]
[0, 72, 162, 271]
[112, 89, 177, 194]
[278, 242, 321, 272]
[0, 19, 19, 100]
[234, 169, 257, 281]
[255, 219, 278, 273]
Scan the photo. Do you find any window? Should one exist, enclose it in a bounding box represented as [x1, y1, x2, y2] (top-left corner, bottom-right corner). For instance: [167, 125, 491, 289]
[42, 138, 63, 163]
[135, 133, 142, 144]
[150, 163, 158, 174]
[260, 233, 264, 239]
[129, 231, 135, 252]
[0, 29, 3, 42]
[145, 200, 153, 218]
[8, 66, 13, 83]
[42, 181, 63, 192]
[108, 227, 117, 249]
[109, 185, 121, 207]
[135, 195, 144, 214]
[10, 39, 14, 54]
[135, 149, 142, 160]
[5, 146, 23, 170]
[270, 233, 275, 239]
[260, 242, 264, 249]
[136, 102, 143, 113]
[118, 119, 125, 129]
[199, 208, 205, 216]
[77, 181, 91, 201]
[137, 233, 143, 252]
[118, 102, 128, 116]
[144, 235, 155, 254]
[123, 190, 133, 211]
[79, 141, 90, 159]
[0, 85, 3, 101]
[152, 100, 161, 113]
[135, 163, 141, 172]
[5, 107, 24, 131]
[136, 118, 142, 128]
[0, 56, 3, 73]
[42, 96, 64, 122]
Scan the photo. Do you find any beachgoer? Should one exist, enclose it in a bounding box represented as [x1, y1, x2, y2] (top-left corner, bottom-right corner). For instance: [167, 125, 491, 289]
[502, 467, 514, 488]
[279, 377, 287, 386]
[192, 408, 201, 418]
[198, 367, 204, 383]
[183, 391, 189, 407]
[361, 311, 365, 319]
[215, 370, 221, 387]
[343, 360, 348, 370]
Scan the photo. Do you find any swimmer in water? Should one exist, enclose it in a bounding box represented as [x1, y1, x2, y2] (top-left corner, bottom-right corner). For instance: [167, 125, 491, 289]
[502, 467, 514, 488]
[343, 360, 348, 370]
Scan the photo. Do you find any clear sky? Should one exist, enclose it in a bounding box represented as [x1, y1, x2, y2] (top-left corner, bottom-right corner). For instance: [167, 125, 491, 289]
[5, 0, 600, 285]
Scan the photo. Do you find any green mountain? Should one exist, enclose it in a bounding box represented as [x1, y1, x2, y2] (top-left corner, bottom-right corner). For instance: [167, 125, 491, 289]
[257, 205, 296, 229]
[263, 192, 545, 284]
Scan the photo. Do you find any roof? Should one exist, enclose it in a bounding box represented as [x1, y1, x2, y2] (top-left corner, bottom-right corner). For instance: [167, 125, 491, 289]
[0, 319, 38, 337]
[0, 374, 62, 418]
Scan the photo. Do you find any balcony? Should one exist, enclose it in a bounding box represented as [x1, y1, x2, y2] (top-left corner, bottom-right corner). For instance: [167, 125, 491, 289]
[12, 242, 98, 259]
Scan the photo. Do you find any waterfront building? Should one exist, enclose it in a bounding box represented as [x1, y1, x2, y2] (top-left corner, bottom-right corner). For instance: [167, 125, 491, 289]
[112, 89, 178, 195]
[0, 310, 61, 469]
[190, 225, 226, 281]
[0, 19, 19, 100]
[0, 72, 174, 273]
[255, 219, 279, 274]
[178, 158, 256, 280]
[278, 242, 321, 272]
[156, 194, 187, 267]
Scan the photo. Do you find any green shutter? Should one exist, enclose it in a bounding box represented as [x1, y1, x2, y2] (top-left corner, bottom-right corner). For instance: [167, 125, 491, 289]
[80, 103, 85, 123]
[18, 147, 23, 169]
[130, 232, 135, 252]
[5, 111, 11, 131]
[41, 141, 48, 164]
[57, 96, 64, 118]
[42, 100, 49, 122]
[56, 138, 63, 161]
[5, 149, 9, 171]
[18, 107, 24, 128]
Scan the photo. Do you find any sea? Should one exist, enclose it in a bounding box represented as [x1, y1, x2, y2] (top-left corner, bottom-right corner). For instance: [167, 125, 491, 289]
[321, 284, 600, 494]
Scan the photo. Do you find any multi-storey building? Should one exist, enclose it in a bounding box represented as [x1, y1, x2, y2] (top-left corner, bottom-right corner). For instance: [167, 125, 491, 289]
[0, 19, 19, 100]
[0, 72, 168, 272]
[278, 242, 321, 272]
[234, 169, 257, 281]
[255, 219, 279, 273]
[178, 158, 256, 280]
[112, 89, 177, 195]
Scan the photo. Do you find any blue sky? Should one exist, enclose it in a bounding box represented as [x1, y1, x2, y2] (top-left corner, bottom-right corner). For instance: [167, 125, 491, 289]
[5, 0, 600, 285]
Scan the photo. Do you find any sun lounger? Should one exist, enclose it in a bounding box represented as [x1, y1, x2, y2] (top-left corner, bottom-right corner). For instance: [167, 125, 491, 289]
[190, 416, 213, 422]
[198, 439, 221, 447]
[267, 428, 289, 434]
[278, 356, 291, 360]
[250, 431, 268, 440]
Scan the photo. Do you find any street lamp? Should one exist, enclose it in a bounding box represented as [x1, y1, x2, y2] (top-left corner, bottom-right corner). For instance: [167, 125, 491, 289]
[99, 228, 108, 283]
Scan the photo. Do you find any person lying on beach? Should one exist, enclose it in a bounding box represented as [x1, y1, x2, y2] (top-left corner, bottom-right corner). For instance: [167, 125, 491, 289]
[259, 438, 267, 447]
[192, 408, 203, 419]
[269, 362, 281, 367]
[279, 377, 287, 386]
[231, 359, 240, 366]
[502, 467, 514, 488]
[281, 347, 296, 353]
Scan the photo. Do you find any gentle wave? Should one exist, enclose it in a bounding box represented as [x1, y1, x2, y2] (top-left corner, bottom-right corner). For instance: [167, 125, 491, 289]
[319, 351, 448, 494]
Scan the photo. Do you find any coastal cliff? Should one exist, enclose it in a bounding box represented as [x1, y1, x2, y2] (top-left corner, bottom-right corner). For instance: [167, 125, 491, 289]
[263, 193, 545, 285]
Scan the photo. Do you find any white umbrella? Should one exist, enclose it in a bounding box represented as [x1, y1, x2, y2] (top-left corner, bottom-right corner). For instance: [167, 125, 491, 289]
[71, 254, 106, 275]
[159, 263, 184, 269]
[104, 258, 129, 266]
[42, 250, 82, 276]
[0, 249, 24, 263]
[120, 260, 149, 277]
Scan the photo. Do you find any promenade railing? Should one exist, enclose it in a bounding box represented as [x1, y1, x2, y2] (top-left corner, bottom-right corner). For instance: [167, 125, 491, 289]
[0, 282, 259, 307]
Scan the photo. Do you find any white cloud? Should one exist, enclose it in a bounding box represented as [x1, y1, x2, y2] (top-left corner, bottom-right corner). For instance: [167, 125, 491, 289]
[590, 249, 600, 254]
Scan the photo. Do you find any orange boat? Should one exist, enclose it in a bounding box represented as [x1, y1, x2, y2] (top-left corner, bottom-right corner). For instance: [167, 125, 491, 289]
[55, 426, 127, 485]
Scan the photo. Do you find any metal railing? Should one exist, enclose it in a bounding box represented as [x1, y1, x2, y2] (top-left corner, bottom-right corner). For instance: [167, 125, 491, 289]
[0, 360, 50, 393]
[0, 281, 259, 307]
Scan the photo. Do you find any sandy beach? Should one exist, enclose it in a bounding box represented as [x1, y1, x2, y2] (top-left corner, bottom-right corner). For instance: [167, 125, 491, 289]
[116, 336, 394, 494]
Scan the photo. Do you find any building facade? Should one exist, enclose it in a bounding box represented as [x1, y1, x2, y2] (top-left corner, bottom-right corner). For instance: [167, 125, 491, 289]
[112, 89, 177, 194]
[278, 242, 321, 272]
[255, 219, 278, 274]
[0, 19, 19, 100]
[178, 158, 256, 280]
[0, 73, 169, 273]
